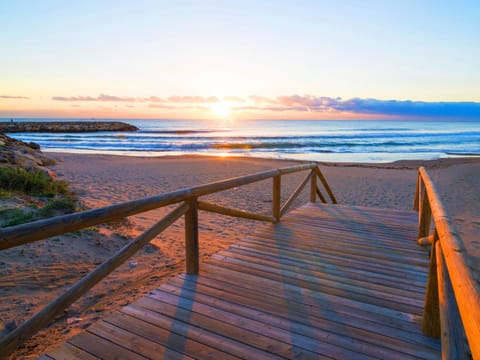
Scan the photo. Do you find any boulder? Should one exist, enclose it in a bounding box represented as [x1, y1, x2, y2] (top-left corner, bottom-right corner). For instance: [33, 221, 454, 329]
[0, 133, 56, 169]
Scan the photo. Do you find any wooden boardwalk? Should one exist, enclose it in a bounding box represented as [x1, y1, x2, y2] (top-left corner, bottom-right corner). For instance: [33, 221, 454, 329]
[43, 202, 441, 359]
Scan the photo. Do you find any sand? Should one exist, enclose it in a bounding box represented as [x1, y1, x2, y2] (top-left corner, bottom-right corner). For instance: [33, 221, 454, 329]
[1, 154, 479, 358]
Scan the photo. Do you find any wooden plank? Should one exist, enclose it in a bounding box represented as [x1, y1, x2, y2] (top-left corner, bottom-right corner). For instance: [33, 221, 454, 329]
[67, 331, 147, 360]
[143, 289, 373, 359]
[243, 232, 429, 270]
[120, 304, 281, 360]
[228, 242, 427, 284]
[151, 285, 430, 360]
[258, 228, 421, 256]
[210, 253, 425, 306]
[134, 296, 342, 359]
[199, 264, 422, 326]
[238, 236, 428, 278]
[224, 245, 427, 291]
[0, 203, 188, 358]
[206, 256, 425, 315]
[104, 311, 240, 360]
[163, 276, 440, 358]
[198, 200, 274, 222]
[88, 320, 191, 360]
[48, 342, 101, 360]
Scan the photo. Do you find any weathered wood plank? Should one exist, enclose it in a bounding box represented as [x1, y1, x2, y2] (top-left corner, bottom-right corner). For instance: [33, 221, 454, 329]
[120, 304, 281, 360]
[67, 331, 147, 360]
[47, 342, 100, 360]
[164, 276, 440, 358]
[104, 311, 240, 360]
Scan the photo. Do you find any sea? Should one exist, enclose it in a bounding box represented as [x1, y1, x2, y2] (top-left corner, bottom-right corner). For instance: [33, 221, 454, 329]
[3, 119, 480, 163]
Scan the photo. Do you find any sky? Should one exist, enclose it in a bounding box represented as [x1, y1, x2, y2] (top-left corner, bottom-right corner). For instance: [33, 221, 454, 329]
[1, 0, 479, 120]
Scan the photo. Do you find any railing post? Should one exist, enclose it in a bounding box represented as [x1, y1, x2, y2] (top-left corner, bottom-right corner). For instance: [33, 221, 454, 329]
[421, 230, 440, 338]
[418, 189, 432, 240]
[273, 175, 281, 222]
[185, 198, 199, 274]
[310, 169, 317, 202]
[413, 172, 420, 211]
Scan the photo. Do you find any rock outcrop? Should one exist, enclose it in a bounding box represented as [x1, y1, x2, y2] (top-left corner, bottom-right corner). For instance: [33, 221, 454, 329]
[0, 121, 138, 133]
[0, 134, 56, 175]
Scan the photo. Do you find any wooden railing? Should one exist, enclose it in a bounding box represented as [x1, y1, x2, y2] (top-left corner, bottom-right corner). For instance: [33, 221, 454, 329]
[415, 167, 479, 359]
[0, 162, 336, 357]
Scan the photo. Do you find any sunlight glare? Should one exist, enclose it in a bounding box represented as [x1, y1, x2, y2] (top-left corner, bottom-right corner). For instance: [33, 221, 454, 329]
[210, 102, 232, 118]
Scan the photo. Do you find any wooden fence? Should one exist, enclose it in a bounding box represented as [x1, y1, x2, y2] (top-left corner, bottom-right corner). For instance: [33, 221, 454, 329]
[0, 162, 336, 357]
[415, 166, 479, 359]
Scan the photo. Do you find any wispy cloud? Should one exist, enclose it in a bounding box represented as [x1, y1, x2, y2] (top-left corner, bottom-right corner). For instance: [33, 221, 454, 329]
[52, 94, 135, 102]
[0, 95, 29, 99]
[149, 104, 209, 111]
[167, 96, 219, 103]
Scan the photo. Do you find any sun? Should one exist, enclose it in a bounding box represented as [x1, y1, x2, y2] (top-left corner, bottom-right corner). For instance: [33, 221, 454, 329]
[210, 102, 232, 118]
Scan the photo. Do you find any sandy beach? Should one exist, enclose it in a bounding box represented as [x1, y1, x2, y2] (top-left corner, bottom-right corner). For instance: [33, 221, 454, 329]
[1, 153, 479, 358]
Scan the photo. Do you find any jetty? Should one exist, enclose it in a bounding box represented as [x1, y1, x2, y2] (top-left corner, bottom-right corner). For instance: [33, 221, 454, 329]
[0, 164, 478, 359]
[0, 121, 138, 133]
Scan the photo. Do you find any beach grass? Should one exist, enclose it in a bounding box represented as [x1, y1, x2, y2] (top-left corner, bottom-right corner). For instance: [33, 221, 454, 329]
[0, 165, 78, 227]
[0, 165, 69, 196]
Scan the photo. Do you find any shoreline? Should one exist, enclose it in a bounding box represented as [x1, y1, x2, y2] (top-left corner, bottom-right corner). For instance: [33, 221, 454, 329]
[47, 150, 480, 169]
[2, 152, 479, 358]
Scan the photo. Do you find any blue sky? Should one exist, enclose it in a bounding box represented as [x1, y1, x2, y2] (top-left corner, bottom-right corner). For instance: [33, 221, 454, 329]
[0, 0, 479, 119]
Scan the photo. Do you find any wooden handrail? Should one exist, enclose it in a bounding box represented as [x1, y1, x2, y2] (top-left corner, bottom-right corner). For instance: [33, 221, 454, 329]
[0, 203, 188, 356]
[0, 162, 336, 357]
[198, 201, 275, 223]
[0, 163, 317, 251]
[415, 166, 480, 359]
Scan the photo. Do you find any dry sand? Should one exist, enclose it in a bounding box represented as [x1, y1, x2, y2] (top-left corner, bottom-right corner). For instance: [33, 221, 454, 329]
[1, 153, 479, 358]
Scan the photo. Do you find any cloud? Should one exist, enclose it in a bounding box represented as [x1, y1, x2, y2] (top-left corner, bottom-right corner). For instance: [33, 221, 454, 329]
[233, 105, 309, 112]
[269, 95, 480, 118]
[144, 96, 166, 102]
[49, 92, 480, 118]
[149, 104, 209, 111]
[167, 96, 219, 103]
[223, 96, 246, 103]
[0, 95, 29, 99]
[248, 95, 277, 105]
[52, 94, 135, 102]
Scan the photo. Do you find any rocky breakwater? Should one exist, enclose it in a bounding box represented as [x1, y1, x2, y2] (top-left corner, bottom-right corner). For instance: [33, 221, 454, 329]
[0, 133, 56, 177]
[0, 121, 138, 133]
